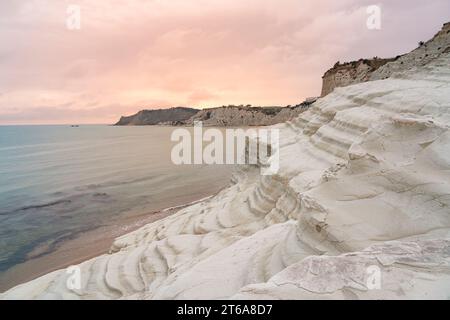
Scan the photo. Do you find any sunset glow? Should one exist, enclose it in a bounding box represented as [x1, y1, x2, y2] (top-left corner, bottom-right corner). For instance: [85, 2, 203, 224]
[0, 0, 449, 124]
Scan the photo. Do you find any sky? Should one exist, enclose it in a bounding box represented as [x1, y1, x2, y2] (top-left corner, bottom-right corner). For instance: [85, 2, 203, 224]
[0, 0, 449, 124]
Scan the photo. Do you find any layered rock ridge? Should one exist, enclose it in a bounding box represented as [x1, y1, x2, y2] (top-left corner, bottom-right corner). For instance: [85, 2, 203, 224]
[183, 103, 314, 127]
[115, 101, 316, 127]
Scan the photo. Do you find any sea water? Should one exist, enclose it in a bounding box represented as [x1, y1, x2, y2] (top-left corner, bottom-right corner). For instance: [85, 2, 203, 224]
[0, 125, 233, 289]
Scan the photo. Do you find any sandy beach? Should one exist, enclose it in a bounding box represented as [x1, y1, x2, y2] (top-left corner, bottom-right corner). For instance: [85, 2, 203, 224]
[0, 189, 223, 292]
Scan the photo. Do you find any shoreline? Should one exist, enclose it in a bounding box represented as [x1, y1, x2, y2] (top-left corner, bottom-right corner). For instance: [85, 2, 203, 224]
[0, 191, 220, 293]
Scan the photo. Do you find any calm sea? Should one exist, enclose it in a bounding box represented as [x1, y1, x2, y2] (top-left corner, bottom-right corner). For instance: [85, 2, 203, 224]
[0, 125, 233, 289]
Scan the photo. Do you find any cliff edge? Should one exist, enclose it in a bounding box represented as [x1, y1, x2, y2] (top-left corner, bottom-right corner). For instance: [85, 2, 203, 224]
[115, 100, 317, 127]
[321, 22, 450, 96]
[114, 107, 199, 126]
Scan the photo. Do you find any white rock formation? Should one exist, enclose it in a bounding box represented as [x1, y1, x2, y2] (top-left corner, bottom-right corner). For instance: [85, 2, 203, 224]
[2, 35, 450, 301]
[184, 104, 312, 127]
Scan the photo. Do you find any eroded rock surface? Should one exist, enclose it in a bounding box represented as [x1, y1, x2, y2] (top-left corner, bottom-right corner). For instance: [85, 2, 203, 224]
[2, 26, 450, 301]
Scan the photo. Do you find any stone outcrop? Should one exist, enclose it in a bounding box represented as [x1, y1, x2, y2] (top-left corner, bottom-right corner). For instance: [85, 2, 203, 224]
[184, 102, 315, 127]
[321, 22, 450, 96]
[321, 57, 398, 96]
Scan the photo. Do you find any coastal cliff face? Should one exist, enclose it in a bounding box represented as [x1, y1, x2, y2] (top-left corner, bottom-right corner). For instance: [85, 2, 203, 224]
[321, 22, 450, 96]
[3, 24, 450, 300]
[115, 101, 316, 127]
[184, 102, 314, 127]
[114, 107, 199, 126]
[320, 57, 398, 96]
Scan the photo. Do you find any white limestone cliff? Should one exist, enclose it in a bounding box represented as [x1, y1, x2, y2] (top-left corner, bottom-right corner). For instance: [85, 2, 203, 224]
[2, 26, 450, 300]
[183, 104, 312, 127]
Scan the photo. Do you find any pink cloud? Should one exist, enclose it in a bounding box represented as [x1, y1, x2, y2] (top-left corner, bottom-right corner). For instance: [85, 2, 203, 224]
[0, 0, 449, 124]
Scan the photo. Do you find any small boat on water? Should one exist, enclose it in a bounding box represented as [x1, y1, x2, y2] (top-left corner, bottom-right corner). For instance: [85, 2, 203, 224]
[70, 125, 80, 127]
